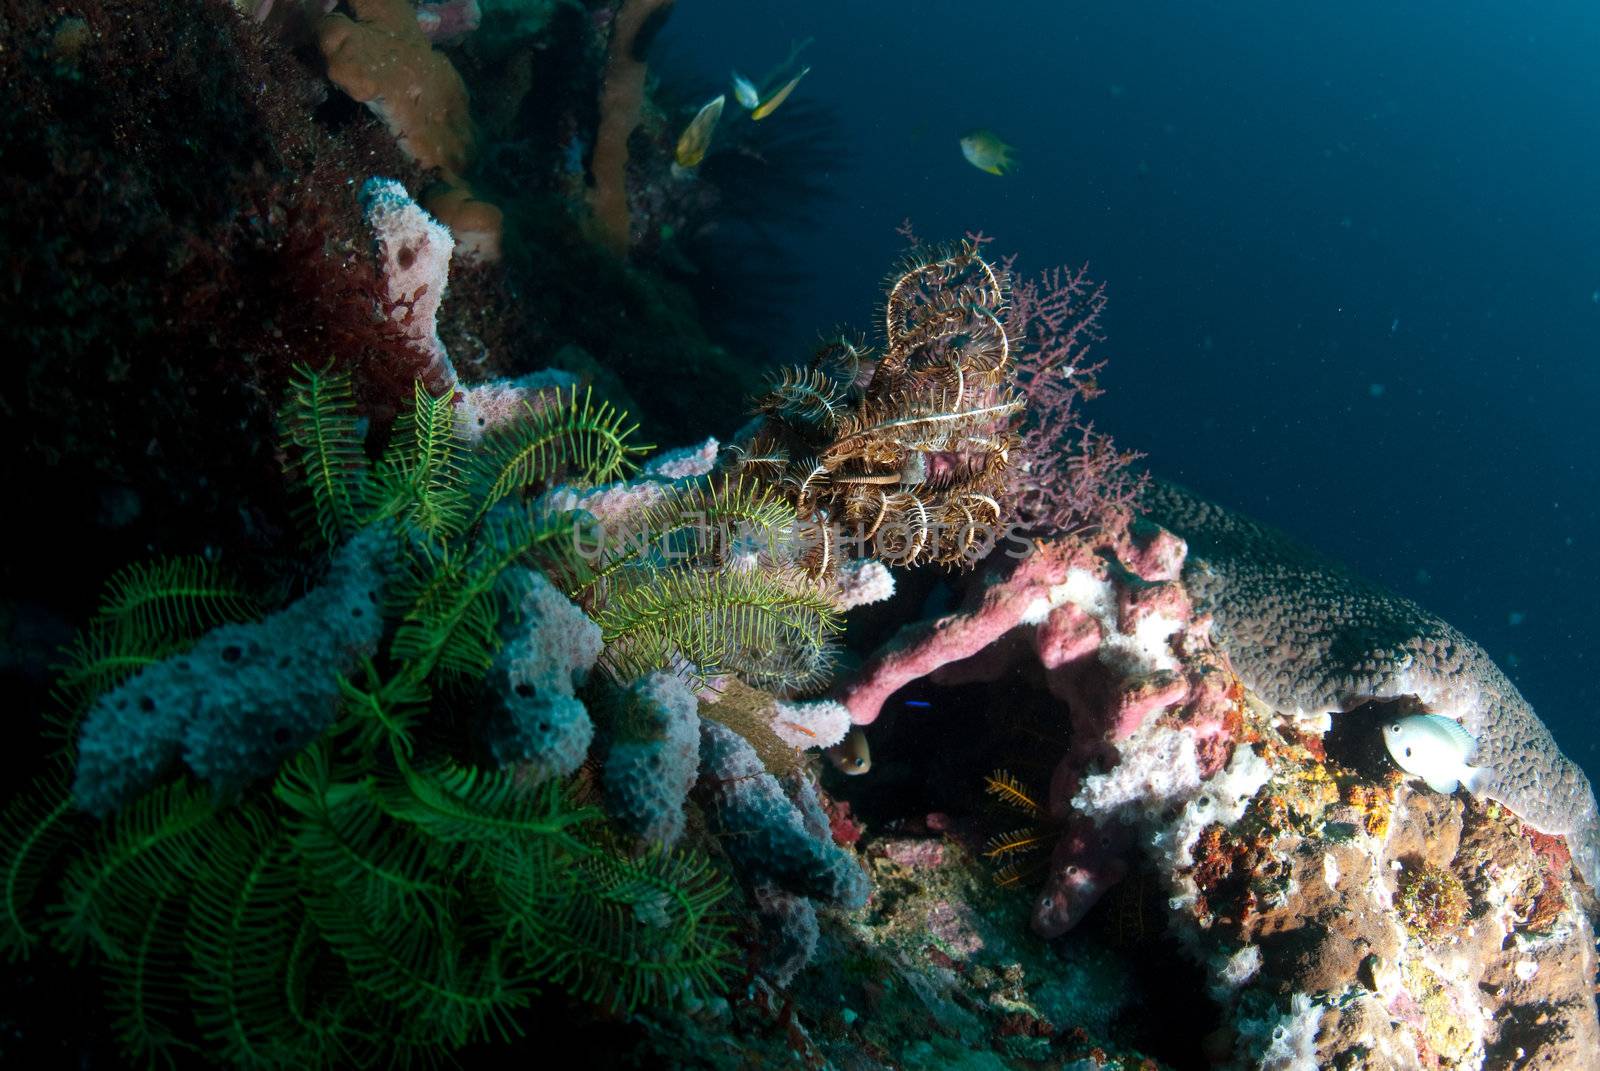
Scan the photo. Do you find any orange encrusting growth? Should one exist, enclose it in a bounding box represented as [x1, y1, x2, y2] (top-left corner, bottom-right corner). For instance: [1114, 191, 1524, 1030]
[314, 0, 503, 260]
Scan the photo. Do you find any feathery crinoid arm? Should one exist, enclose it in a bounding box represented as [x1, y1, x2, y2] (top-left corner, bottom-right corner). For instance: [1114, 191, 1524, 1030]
[735, 240, 1024, 570]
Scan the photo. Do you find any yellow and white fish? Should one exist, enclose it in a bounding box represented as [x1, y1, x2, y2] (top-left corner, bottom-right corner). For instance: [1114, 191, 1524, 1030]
[731, 71, 761, 110]
[751, 66, 810, 121]
[1382, 713, 1490, 794]
[959, 129, 1017, 176]
[827, 726, 871, 775]
[674, 94, 725, 169]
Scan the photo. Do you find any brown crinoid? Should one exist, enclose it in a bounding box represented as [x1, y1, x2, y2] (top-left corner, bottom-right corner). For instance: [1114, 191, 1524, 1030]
[736, 241, 1023, 572]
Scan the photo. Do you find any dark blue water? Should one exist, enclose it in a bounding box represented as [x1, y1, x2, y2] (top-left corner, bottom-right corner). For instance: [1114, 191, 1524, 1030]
[664, 1, 1600, 780]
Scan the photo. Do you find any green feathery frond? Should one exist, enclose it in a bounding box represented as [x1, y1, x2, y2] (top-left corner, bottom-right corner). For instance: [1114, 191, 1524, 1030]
[376, 751, 598, 848]
[388, 537, 505, 684]
[103, 890, 197, 1069]
[390, 508, 580, 684]
[333, 658, 431, 761]
[591, 565, 840, 685]
[570, 476, 800, 604]
[718, 631, 837, 695]
[185, 805, 338, 1070]
[282, 363, 372, 548]
[275, 746, 446, 923]
[1, 766, 79, 960]
[95, 556, 261, 646]
[374, 755, 597, 921]
[51, 781, 217, 962]
[374, 381, 470, 540]
[49, 624, 177, 719]
[302, 879, 530, 1050]
[49, 558, 260, 749]
[467, 386, 649, 522]
[519, 835, 735, 1015]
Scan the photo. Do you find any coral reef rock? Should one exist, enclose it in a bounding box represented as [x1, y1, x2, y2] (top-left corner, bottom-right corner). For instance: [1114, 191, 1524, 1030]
[1142, 479, 1600, 893]
[831, 484, 1600, 1068]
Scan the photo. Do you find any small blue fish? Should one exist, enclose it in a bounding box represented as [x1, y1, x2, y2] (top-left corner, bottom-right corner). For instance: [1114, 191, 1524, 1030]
[731, 71, 760, 110]
[904, 699, 931, 709]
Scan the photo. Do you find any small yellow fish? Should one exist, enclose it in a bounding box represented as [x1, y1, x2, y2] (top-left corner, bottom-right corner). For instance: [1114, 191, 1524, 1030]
[731, 71, 761, 110]
[674, 94, 725, 168]
[960, 129, 1017, 176]
[751, 66, 810, 121]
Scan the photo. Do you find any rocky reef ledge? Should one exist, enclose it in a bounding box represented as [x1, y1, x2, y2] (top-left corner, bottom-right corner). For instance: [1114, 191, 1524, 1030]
[685, 481, 1600, 1070]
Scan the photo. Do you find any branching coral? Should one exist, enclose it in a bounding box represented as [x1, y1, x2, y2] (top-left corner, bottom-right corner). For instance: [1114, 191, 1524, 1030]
[735, 241, 1022, 571]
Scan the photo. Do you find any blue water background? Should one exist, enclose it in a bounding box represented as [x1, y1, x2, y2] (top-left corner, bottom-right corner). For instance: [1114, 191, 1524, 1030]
[660, 1, 1600, 782]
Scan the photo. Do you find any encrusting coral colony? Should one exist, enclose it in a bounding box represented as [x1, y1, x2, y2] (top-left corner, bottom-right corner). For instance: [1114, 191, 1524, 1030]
[1, 2, 1596, 1069]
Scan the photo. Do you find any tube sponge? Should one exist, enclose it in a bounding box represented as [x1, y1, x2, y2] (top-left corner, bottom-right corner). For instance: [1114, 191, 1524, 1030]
[602, 671, 701, 846]
[752, 884, 820, 988]
[480, 567, 603, 780]
[73, 525, 398, 815]
[360, 177, 457, 389]
[698, 720, 869, 909]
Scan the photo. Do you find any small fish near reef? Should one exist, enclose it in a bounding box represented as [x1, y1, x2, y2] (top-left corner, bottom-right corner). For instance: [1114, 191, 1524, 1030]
[751, 66, 811, 120]
[827, 726, 871, 775]
[674, 94, 725, 169]
[1383, 713, 1490, 794]
[730, 70, 761, 110]
[960, 129, 1017, 175]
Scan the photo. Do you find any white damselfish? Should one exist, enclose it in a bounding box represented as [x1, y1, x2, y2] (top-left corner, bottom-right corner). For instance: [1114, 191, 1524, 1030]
[1383, 713, 1490, 795]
